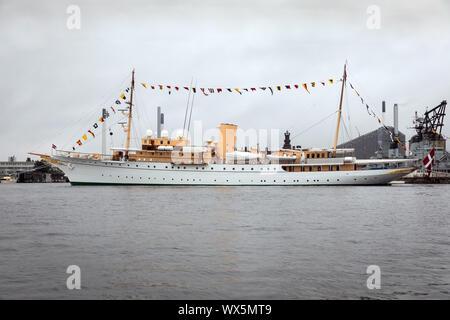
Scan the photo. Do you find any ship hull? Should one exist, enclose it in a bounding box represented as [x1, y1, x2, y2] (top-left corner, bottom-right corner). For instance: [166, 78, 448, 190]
[51, 156, 415, 186]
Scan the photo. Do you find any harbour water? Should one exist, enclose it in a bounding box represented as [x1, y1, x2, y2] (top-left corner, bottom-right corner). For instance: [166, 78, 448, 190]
[0, 183, 449, 299]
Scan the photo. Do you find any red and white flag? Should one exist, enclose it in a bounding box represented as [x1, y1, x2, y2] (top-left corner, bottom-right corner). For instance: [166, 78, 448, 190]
[422, 148, 435, 177]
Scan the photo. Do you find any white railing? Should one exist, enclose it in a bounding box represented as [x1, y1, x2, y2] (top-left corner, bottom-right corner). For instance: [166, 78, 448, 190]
[54, 150, 113, 161]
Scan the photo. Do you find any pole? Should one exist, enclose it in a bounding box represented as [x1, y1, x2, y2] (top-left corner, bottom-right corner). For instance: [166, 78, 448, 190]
[333, 62, 347, 151]
[125, 69, 135, 159]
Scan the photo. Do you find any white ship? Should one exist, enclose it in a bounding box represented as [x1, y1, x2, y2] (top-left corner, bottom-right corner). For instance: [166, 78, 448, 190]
[32, 65, 418, 185]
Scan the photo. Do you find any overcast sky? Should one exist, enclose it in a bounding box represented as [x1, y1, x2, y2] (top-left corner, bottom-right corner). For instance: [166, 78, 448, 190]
[1, 0, 449, 160]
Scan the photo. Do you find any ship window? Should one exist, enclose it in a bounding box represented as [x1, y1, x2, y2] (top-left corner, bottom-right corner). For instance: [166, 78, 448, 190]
[318, 167, 321, 171]
[242, 168, 244, 170]
[312, 154, 315, 158]
[223, 167, 226, 170]
[136, 165, 138, 167]
[160, 140, 163, 144]
[232, 168, 235, 170]
[168, 141, 170, 144]
[307, 154, 310, 158]
[336, 166, 340, 171]
[251, 168, 254, 170]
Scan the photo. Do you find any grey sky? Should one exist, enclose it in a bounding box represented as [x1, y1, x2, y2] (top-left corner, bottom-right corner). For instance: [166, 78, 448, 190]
[1, 0, 449, 160]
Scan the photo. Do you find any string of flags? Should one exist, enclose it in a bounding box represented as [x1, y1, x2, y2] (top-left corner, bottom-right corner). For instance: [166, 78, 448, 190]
[348, 81, 408, 151]
[67, 107, 119, 151]
[65, 78, 338, 151]
[137, 78, 337, 96]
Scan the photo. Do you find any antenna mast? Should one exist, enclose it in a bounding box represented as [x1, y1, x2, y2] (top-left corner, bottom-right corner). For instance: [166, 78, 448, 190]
[125, 69, 135, 159]
[333, 62, 347, 151]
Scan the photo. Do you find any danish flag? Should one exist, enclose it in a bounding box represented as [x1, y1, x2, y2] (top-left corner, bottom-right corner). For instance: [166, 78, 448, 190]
[422, 148, 435, 177]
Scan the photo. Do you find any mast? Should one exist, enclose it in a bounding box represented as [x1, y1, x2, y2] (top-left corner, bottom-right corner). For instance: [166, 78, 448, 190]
[101, 108, 107, 156]
[125, 69, 135, 159]
[333, 62, 347, 151]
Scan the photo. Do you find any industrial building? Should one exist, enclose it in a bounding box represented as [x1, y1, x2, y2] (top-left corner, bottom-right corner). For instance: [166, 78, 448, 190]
[338, 101, 406, 159]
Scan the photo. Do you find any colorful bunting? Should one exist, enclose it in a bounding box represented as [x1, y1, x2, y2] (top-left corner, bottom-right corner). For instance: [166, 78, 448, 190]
[136, 77, 336, 96]
[349, 81, 408, 151]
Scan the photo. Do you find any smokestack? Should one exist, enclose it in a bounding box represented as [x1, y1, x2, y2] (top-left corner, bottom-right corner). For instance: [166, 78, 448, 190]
[160, 112, 164, 132]
[157, 106, 161, 138]
[393, 103, 399, 136]
[382, 101, 386, 125]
